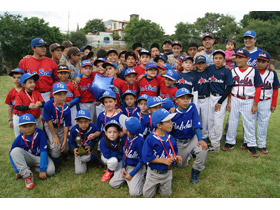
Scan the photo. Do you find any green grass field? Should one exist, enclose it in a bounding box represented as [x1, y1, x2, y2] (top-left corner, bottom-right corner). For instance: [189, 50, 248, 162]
[0, 74, 280, 198]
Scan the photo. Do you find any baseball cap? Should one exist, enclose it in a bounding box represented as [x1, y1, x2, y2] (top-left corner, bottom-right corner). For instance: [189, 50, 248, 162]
[154, 53, 167, 63]
[163, 69, 178, 81]
[8, 68, 25, 76]
[20, 73, 39, 86]
[132, 43, 142, 50]
[183, 55, 194, 62]
[162, 98, 175, 111]
[67, 47, 81, 58]
[171, 41, 182, 47]
[213, 49, 226, 57]
[175, 88, 193, 98]
[234, 49, 250, 58]
[124, 68, 138, 77]
[137, 94, 150, 102]
[52, 82, 68, 94]
[122, 90, 136, 100]
[162, 39, 172, 45]
[62, 40, 73, 48]
[139, 48, 151, 57]
[102, 62, 118, 70]
[118, 50, 127, 58]
[147, 96, 164, 108]
[57, 65, 70, 72]
[202, 32, 214, 40]
[93, 58, 107, 66]
[243, 30, 256, 38]
[151, 108, 176, 128]
[49, 43, 65, 51]
[257, 51, 271, 61]
[31, 38, 48, 48]
[119, 116, 142, 135]
[177, 55, 185, 63]
[80, 45, 92, 52]
[107, 49, 118, 56]
[75, 109, 91, 120]
[19, 114, 36, 126]
[195, 55, 207, 64]
[81, 60, 93, 67]
[99, 89, 117, 101]
[125, 51, 137, 60]
[145, 62, 158, 71]
[105, 120, 122, 131]
[158, 63, 172, 71]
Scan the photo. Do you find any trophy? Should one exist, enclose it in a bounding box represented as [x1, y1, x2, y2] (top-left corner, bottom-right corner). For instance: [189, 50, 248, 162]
[74, 136, 88, 156]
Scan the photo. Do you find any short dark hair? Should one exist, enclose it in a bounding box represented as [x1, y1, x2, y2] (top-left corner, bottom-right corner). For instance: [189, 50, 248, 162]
[132, 43, 142, 50]
[96, 49, 107, 58]
[150, 43, 160, 50]
[187, 43, 198, 49]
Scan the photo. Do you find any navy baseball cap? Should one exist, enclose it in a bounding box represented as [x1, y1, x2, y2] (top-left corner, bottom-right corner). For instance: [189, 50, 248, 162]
[122, 90, 136, 100]
[139, 48, 151, 57]
[177, 55, 185, 63]
[9, 68, 25, 76]
[183, 55, 194, 62]
[93, 58, 107, 66]
[163, 69, 178, 81]
[151, 108, 176, 128]
[99, 89, 117, 101]
[243, 30, 256, 38]
[105, 120, 122, 131]
[121, 117, 142, 135]
[257, 52, 271, 61]
[81, 60, 93, 67]
[147, 96, 164, 108]
[19, 114, 36, 126]
[53, 82, 68, 94]
[57, 65, 70, 72]
[124, 68, 138, 77]
[175, 88, 193, 98]
[158, 63, 172, 71]
[162, 98, 175, 111]
[162, 39, 172, 45]
[154, 53, 167, 63]
[234, 49, 250, 58]
[102, 62, 118, 70]
[31, 38, 48, 48]
[75, 109, 91, 120]
[145, 62, 158, 71]
[20, 73, 39, 86]
[80, 45, 92, 52]
[137, 94, 150, 102]
[107, 49, 118, 56]
[195, 55, 207, 64]
[213, 49, 226, 57]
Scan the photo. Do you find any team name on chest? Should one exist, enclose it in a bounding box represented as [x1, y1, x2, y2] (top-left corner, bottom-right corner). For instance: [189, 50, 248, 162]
[140, 84, 157, 92]
[173, 120, 192, 130]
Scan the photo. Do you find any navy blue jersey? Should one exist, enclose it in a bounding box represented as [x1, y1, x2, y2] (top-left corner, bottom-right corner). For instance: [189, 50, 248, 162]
[96, 111, 123, 136]
[142, 133, 178, 170]
[171, 103, 202, 140]
[43, 98, 72, 128]
[100, 137, 123, 160]
[207, 64, 233, 95]
[121, 106, 140, 117]
[68, 123, 98, 151]
[176, 72, 198, 92]
[194, 70, 210, 96]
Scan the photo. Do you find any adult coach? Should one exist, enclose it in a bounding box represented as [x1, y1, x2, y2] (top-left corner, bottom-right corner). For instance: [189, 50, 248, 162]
[18, 38, 58, 102]
[194, 32, 215, 66]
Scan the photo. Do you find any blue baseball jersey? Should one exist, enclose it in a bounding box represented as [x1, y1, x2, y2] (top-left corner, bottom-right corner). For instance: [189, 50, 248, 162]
[240, 47, 264, 67]
[176, 72, 198, 92]
[142, 133, 178, 170]
[43, 98, 72, 128]
[100, 137, 123, 160]
[134, 112, 150, 136]
[141, 113, 155, 138]
[96, 111, 123, 136]
[68, 123, 98, 151]
[121, 106, 140, 118]
[194, 70, 210, 96]
[207, 64, 234, 95]
[171, 103, 202, 140]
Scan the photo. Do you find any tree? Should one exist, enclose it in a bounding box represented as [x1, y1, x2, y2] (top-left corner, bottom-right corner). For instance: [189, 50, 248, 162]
[69, 30, 87, 48]
[123, 18, 165, 49]
[241, 11, 280, 27]
[82, 19, 106, 34]
[112, 31, 120, 40]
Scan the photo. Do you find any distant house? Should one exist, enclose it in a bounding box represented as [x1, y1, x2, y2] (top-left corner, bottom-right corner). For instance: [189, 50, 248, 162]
[86, 32, 127, 48]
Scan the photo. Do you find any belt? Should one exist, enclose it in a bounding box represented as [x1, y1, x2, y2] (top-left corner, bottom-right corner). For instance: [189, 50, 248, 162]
[151, 168, 168, 174]
[176, 138, 190, 144]
[211, 92, 222, 97]
[198, 95, 208, 99]
[40, 91, 51, 93]
[259, 97, 271, 101]
[231, 94, 254, 100]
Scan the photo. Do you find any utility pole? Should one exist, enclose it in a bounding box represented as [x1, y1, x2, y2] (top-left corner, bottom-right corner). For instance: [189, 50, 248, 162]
[67, 11, 70, 37]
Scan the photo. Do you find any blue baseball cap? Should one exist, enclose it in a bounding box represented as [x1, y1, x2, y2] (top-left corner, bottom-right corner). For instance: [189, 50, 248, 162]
[147, 96, 164, 108]
[122, 90, 136, 100]
[163, 69, 178, 81]
[175, 88, 193, 98]
[20, 73, 39, 86]
[80, 45, 92, 52]
[123, 117, 142, 135]
[99, 89, 116, 101]
[158, 63, 172, 71]
[137, 94, 150, 102]
[75, 109, 91, 120]
[124, 68, 138, 77]
[243, 30, 256, 38]
[31, 38, 48, 48]
[213, 49, 225, 57]
[102, 62, 118, 70]
[162, 98, 175, 111]
[234, 49, 250, 58]
[183, 55, 194, 62]
[257, 51, 271, 61]
[151, 108, 176, 128]
[52, 82, 68, 94]
[93, 58, 107, 66]
[145, 62, 158, 71]
[177, 55, 185, 63]
[195, 55, 206, 64]
[154, 53, 167, 63]
[9, 68, 25, 76]
[81, 60, 93, 67]
[19, 114, 36, 126]
[105, 120, 122, 131]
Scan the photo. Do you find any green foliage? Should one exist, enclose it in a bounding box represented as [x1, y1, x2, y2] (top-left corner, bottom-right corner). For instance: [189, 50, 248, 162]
[112, 31, 121, 40]
[123, 18, 165, 49]
[241, 11, 280, 27]
[81, 19, 106, 34]
[69, 30, 88, 49]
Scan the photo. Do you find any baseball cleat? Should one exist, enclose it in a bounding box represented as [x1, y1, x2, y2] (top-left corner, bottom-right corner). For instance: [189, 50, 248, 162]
[24, 175, 35, 189]
[240, 143, 247, 150]
[247, 147, 259, 157]
[190, 168, 200, 184]
[258, 147, 268, 154]
[221, 143, 234, 151]
[101, 170, 114, 182]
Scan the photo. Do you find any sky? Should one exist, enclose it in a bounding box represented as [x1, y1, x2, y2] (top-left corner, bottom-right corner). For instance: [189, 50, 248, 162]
[1, 0, 275, 35]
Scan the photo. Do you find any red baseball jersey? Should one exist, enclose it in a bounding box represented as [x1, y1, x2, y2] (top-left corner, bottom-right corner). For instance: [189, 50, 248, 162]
[138, 76, 160, 97]
[18, 56, 58, 92]
[50, 81, 80, 102]
[133, 65, 145, 79]
[78, 77, 95, 103]
[123, 81, 139, 96]
[113, 78, 127, 108]
[15, 89, 44, 118]
[5, 88, 21, 111]
[155, 75, 177, 102]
